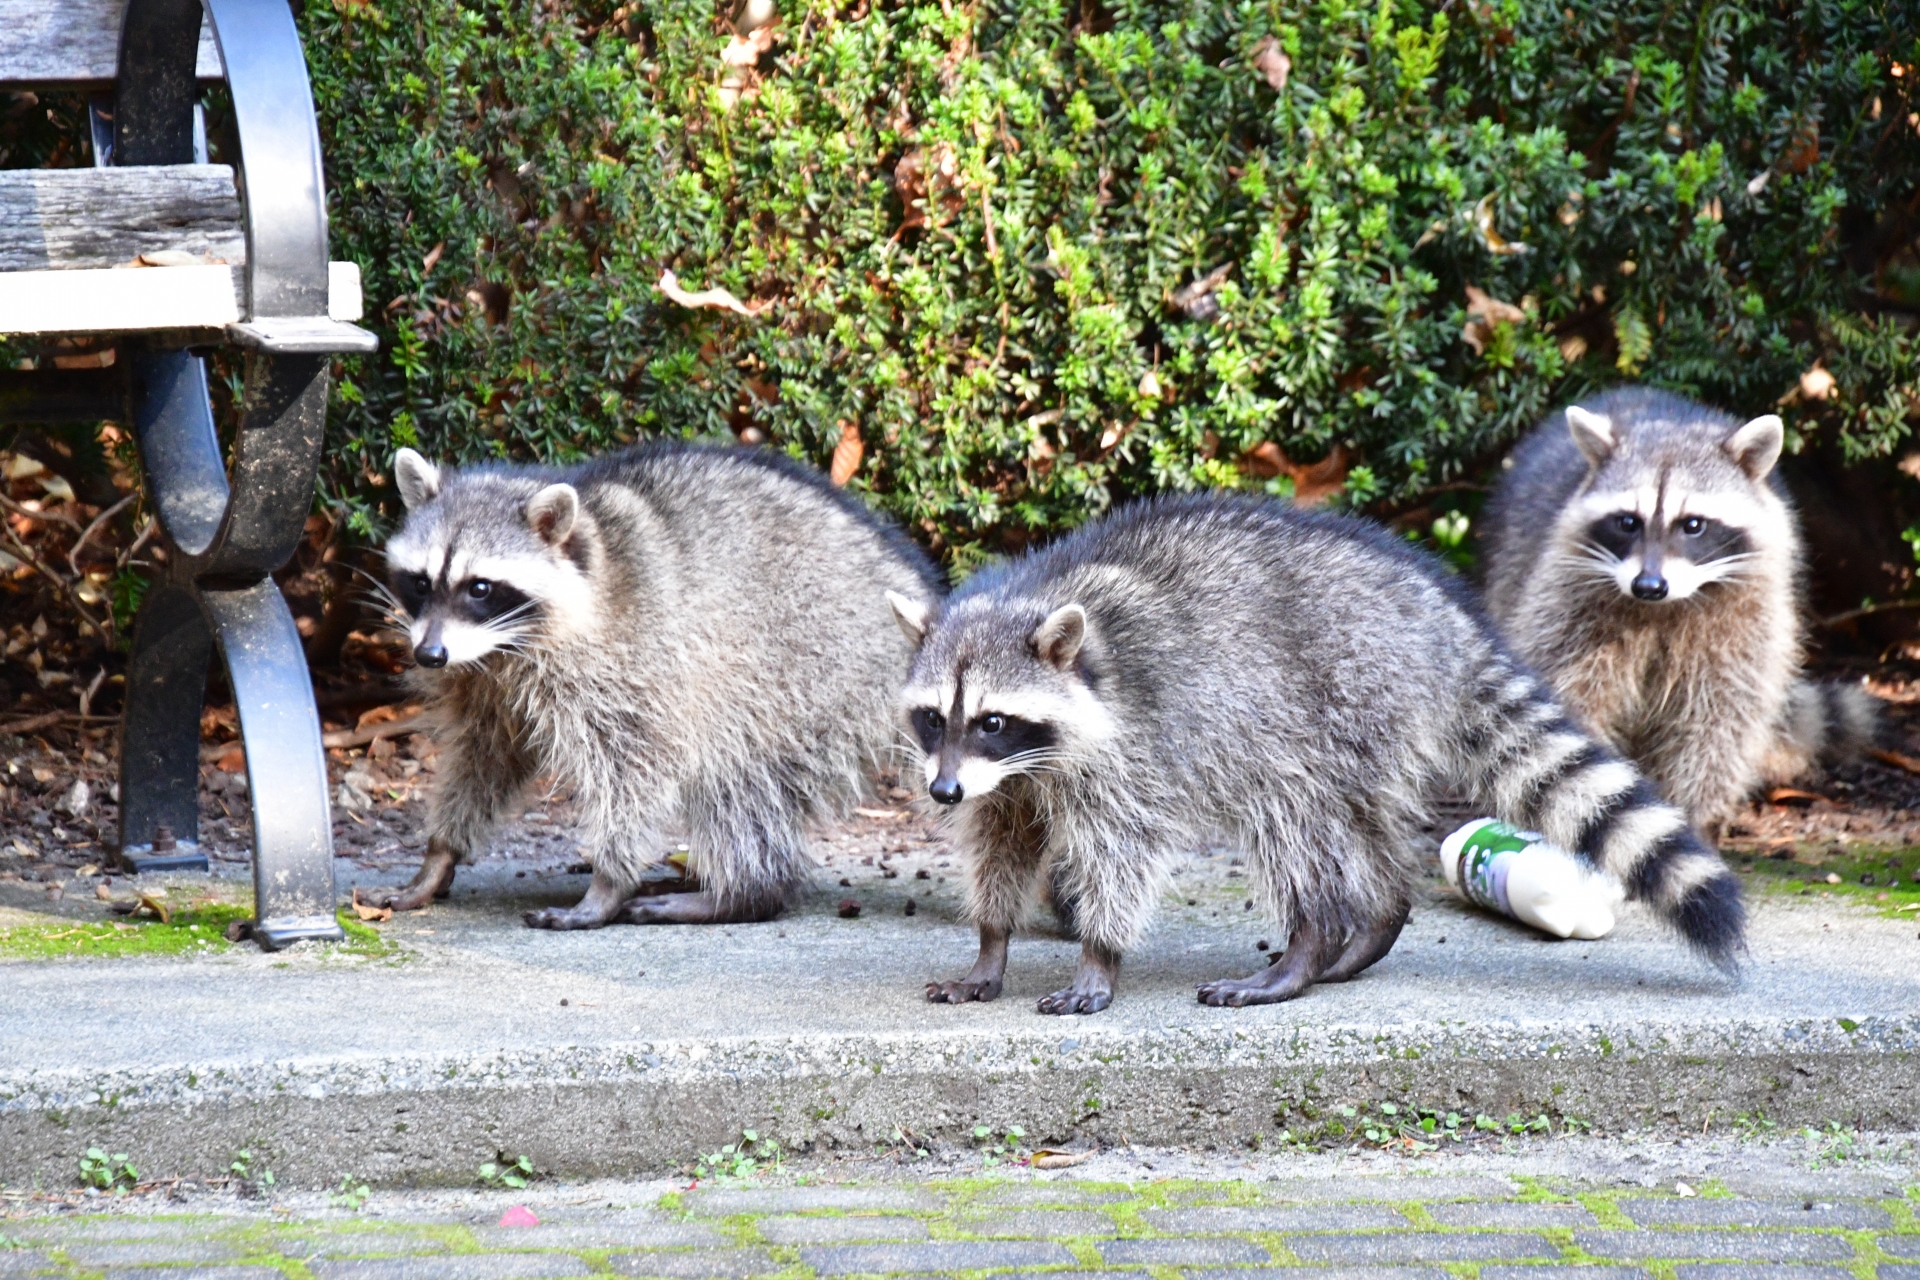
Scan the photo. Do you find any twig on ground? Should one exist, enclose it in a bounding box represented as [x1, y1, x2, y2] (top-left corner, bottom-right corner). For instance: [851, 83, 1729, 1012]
[0, 490, 82, 532]
[0, 711, 117, 736]
[1817, 600, 1920, 629]
[1870, 747, 1920, 776]
[67, 492, 135, 577]
[0, 519, 111, 639]
[323, 711, 433, 750]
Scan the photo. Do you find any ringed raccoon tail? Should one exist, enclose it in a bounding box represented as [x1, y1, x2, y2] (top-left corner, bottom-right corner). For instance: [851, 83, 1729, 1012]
[1765, 678, 1880, 781]
[1454, 657, 1746, 968]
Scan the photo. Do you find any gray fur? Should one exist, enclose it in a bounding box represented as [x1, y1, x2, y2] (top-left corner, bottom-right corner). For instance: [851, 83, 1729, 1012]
[1481, 386, 1877, 829]
[897, 493, 1744, 1014]
[378, 442, 942, 926]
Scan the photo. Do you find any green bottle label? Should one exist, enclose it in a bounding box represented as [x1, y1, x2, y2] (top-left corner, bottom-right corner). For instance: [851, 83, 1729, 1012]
[1454, 819, 1542, 916]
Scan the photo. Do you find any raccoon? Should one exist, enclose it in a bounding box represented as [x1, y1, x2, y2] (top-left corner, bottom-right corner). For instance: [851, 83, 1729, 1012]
[888, 493, 1744, 1015]
[1480, 386, 1876, 831]
[365, 441, 943, 928]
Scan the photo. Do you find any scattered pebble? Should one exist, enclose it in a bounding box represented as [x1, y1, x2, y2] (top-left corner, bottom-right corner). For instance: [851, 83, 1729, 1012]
[837, 898, 861, 918]
[904, 899, 916, 916]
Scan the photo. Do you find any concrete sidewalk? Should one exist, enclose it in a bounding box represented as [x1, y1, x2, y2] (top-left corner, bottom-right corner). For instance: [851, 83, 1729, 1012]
[2, 812, 1918, 1188]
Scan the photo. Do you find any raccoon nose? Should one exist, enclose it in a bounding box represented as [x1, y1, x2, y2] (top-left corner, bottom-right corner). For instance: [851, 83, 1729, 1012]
[1630, 572, 1669, 602]
[929, 776, 965, 806]
[414, 640, 449, 668]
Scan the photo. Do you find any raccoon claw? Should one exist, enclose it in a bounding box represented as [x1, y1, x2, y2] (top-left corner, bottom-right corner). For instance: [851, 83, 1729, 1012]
[361, 846, 458, 912]
[1196, 977, 1281, 1007]
[522, 902, 619, 930]
[1036, 985, 1111, 1016]
[926, 979, 1001, 1003]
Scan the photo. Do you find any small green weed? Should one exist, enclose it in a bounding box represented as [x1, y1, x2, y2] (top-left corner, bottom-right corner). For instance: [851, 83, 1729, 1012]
[78, 1146, 137, 1191]
[1805, 1120, 1857, 1166]
[0, 1232, 24, 1249]
[693, 1130, 782, 1181]
[478, 1154, 537, 1189]
[972, 1124, 1026, 1166]
[228, 1148, 276, 1194]
[1734, 1111, 1778, 1141]
[329, 1176, 373, 1210]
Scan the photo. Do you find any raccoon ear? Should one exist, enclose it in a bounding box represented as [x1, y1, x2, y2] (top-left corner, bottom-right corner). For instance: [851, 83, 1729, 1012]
[526, 483, 579, 546]
[1724, 414, 1784, 480]
[1031, 603, 1087, 671]
[394, 448, 441, 510]
[1565, 406, 1616, 467]
[886, 590, 932, 647]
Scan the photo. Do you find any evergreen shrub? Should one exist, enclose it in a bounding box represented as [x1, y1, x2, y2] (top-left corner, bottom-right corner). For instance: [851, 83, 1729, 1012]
[306, 0, 1918, 561]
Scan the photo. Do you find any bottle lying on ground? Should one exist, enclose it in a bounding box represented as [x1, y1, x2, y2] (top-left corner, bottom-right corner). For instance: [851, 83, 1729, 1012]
[1439, 818, 1624, 940]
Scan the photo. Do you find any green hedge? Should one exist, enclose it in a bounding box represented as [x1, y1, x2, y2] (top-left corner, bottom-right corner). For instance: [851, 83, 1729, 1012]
[307, 0, 1919, 563]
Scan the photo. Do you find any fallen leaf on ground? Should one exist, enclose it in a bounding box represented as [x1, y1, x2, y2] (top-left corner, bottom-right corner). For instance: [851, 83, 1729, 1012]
[1250, 36, 1290, 91]
[1461, 285, 1529, 354]
[1472, 194, 1530, 256]
[137, 893, 170, 924]
[1766, 787, 1833, 807]
[657, 269, 765, 317]
[1675, 1181, 1696, 1197]
[1031, 1148, 1096, 1169]
[830, 420, 864, 486]
[1240, 442, 1350, 506]
[351, 887, 394, 923]
[854, 807, 905, 820]
[721, 24, 775, 67]
[499, 1205, 540, 1228]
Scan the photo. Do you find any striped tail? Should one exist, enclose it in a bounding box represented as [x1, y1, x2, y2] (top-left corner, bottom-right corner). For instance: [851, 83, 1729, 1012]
[1451, 655, 1745, 969]
[1775, 677, 1880, 772]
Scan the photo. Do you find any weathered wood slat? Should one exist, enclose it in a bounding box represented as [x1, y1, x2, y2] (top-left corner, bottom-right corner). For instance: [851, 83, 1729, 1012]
[0, 264, 241, 334]
[0, 0, 225, 87]
[0, 165, 244, 272]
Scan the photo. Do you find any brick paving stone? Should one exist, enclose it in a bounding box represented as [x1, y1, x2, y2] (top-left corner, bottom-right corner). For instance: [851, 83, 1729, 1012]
[1187, 1268, 1452, 1280]
[1286, 1233, 1555, 1263]
[799, 1240, 1076, 1274]
[1146, 1206, 1409, 1233]
[1574, 1233, 1856, 1262]
[958, 1211, 1114, 1237]
[313, 1257, 592, 1280]
[280, 1236, 450, 1258]
[1259, 1177, 1517, 1203]
[66, 1242, 243, 1266]
[1882, 1267, 1920, 1279]
[1429, 1203, 1598, 1228]
[21, 1219, 248, 1243]
[758, 1218, 929, 1245]
[1097, 1238, 1271, 1266]
[103, 1270, 288, 1280]
[1483, 1268, 1649, 1280]
[0, 1254, 58, 1277]
[688, 1188, 941, 1215]
[1623, 1201, 1891, 1229]
[1674, 1268, 1857, 1280]
[473, 1224, 725, 1249]
[609, 1249, 779, 1278]
[975, 1185, 1136, 1206]
[1880, 1239, 1920, 1259]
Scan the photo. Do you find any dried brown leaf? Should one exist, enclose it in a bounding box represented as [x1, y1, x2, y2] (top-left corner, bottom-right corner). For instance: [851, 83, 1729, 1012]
[351, 887, 394, 923]
[1250, 36, 1290, 91]
[657, 269, 765, 317]
[830, 421, 865, 486]
[1031, 1148, 1096, 1169]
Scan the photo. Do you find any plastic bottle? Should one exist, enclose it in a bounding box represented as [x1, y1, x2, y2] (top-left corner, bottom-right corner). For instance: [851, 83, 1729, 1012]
[1438, 818, 1623, 940]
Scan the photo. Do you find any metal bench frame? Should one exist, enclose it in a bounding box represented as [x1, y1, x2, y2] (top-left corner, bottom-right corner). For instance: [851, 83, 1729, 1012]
[4, 0, 376, 948]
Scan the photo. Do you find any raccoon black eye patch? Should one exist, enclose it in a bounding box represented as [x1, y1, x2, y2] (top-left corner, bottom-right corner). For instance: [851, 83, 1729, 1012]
[1679, 517, 1748, 563]
[910, 707, 945, 750]
[970, 714, 1054, 761]
[1586, 515, 1641, 560]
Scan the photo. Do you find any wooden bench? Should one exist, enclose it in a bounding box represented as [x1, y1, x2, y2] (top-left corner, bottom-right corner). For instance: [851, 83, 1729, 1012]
[1, 0, 378, 949]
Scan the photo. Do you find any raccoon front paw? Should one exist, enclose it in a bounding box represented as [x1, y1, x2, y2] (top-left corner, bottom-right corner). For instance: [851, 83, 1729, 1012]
[1036, 985, 1111, 1015]
[926, 979, 1001, 1003]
